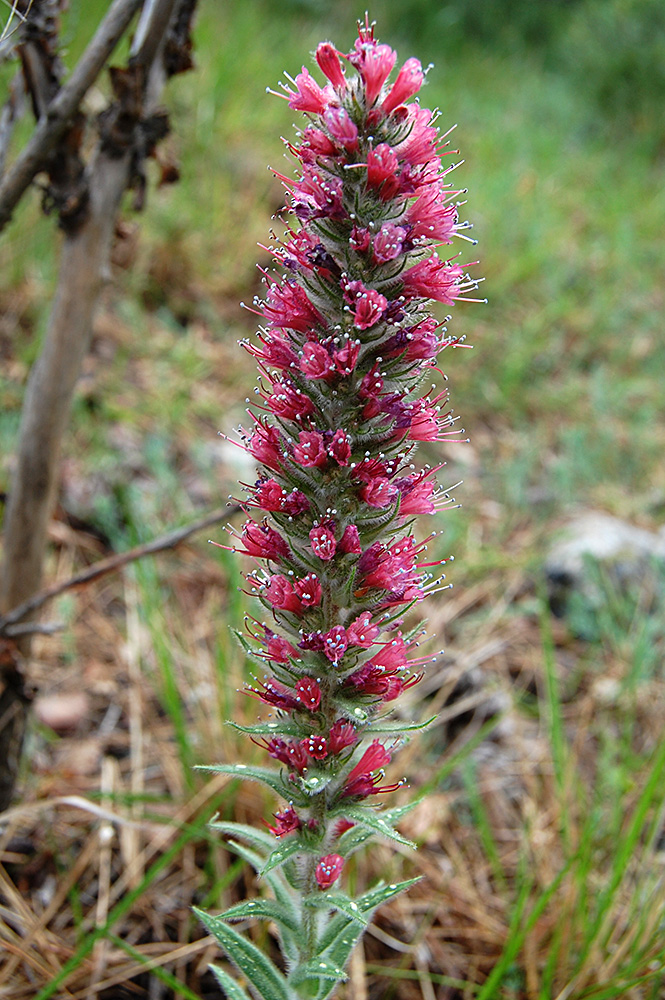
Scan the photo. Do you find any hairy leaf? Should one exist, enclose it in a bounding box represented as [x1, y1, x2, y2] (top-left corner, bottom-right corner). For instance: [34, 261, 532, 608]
[260, 836, 308, 876]
[210, 964, 254, 1000]
[303, 890, 367, 925]
[195, 907, 296, 1000]
[196, 763, 292, 799]
[221, 898, 302, 936]
[335, 805, 415, 848]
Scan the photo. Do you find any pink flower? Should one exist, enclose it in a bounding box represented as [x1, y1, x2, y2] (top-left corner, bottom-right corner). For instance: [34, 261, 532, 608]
[264, 280, 323, 333]
[338, 524, 361, 554]
[263, 737, 308, 773]
[373, 223, 407, 263]
[310, 524, 337, 561]
[266, 806, 301, 837]
[295, 676, 322, 711]
[300, 342, 334, 379]
[332, 341, 360, 375]
[252, 478, 287, 511]
[382, 57, 424, 113]
[263, 628, 299, 663]
[342, 279, 387, 330]
[322, 625, 348, 663]
[346, 610, 380, 647]
[293, 572, 322, 607]
[315, 853, 344, 889]
[240, 521, 289, 561]
[301, 734, 328, 759]
[366, 143, 399, 187]
[291, 166, 345, 220]
[407, 186, 458, 243]
[395, 104, 438, 165]
[250, 680, 299, 712]
[267, 380, 315, 421]
[286, 66, 330, 113]
[359, 477, 399, 508]
[282, 489, 310, 516]
[328, 719, 358, 755]
[324, 107, 358, 149]
[397, 474, 436, 515]
[350, 39, 396, 105]
[402, 254, 464, 305]
[247, 421, 283, 471]
[316, 42, 346, 89]
[342, 740, 397, 798]
[293, 430, 327, 468]
[329, 428, 351, 465]
[350, 225, 371, 253]
[301, 126, 337, 157]
[264, 575, 303, 613]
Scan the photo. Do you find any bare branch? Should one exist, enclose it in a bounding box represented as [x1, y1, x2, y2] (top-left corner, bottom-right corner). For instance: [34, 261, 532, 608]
[0, 0, 142, 230]
[0, 505, 240, 634]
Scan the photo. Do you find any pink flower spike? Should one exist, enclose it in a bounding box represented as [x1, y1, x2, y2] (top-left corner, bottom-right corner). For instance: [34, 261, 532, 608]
[316, 42, 346, 89]
[310, 524, 337, 561]
[382, 57, 424, 113]
[315, 853, 344, 889]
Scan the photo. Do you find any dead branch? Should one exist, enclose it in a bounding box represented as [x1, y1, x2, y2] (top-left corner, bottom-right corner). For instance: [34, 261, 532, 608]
[0, 505, 240, 635]
[0, 0, 142, 230]
[0, 0, 199, 809]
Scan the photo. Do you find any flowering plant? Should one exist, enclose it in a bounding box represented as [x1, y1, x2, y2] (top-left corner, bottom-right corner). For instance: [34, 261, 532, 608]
[195, 18, 481, 1000]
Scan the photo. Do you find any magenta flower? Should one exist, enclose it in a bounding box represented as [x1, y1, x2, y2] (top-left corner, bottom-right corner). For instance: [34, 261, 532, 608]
[203, 18, 482, 992]
[315, 853, 344, 889]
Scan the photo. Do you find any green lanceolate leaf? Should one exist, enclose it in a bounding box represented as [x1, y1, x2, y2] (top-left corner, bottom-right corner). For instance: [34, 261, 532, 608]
[303, 890, 368, 925]
[194, 907, 296, 1000]
[337, 805, 415, 848]
[260, 836, 307, 876]
[221, 898, 302, 936]
[289, 957, 349, 987]
[196, 763, 291, 799]
[209, 820, 275, 854]
[221, 841, 302, 931]
[317, 878, 422, 955]
[228, 719, 302, 737]
[366, 715, 437, 735]
[209, 964, 254, 1000]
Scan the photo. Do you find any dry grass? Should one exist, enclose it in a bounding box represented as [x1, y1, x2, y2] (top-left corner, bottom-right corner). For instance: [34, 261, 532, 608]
[1, 443, 663, 999]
